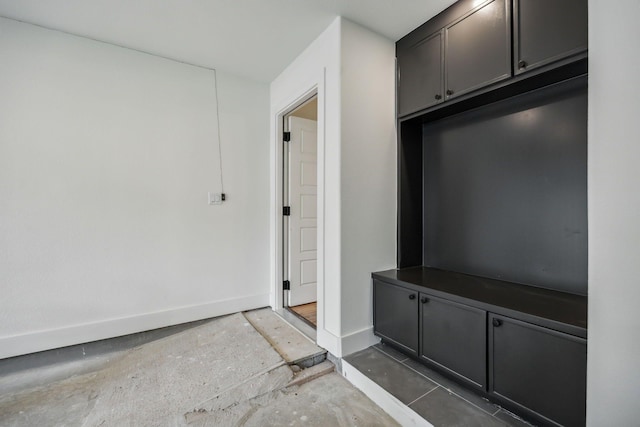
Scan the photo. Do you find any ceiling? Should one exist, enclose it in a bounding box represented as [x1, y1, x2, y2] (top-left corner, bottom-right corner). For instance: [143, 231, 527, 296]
[0, 0, 456, 82]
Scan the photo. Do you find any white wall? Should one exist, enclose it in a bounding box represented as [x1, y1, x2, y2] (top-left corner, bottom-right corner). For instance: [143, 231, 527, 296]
[270, 17, 342, 355]
[0, 17, 270, 359]
[587, 1, 640, 424]
[339, 19, 396, 354]
[270, 17, 396, 357]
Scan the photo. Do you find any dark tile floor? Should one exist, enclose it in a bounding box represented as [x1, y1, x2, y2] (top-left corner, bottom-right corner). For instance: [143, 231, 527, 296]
[344, 343, 534, 427]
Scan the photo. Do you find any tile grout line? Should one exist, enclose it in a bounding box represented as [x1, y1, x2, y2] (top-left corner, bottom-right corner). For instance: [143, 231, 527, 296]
[372, 346, 445, 390]
[406, 385, 440, 406]
[438, 389, 499, 418]
[370, 346, 505, 419]
[371, 345, 408, 363]
[403, 362, 498, 417]
[492, 407, 535, 426]
[390, 355, 500, 418]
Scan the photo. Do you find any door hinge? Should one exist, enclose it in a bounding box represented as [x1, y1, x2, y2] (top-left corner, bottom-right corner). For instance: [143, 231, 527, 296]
[283, 131, 291, 142]
[283, 206, 290, 216]
[283, 280, 290, 290]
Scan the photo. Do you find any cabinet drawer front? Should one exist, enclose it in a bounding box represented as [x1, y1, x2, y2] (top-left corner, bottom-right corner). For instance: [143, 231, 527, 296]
[489, 315, 586, 427]
[373, 280, 419, 354]
[420, 294, 486, 388]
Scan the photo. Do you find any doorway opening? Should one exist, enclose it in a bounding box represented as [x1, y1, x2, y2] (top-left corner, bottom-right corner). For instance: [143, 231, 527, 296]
[283, 95, 318, 330]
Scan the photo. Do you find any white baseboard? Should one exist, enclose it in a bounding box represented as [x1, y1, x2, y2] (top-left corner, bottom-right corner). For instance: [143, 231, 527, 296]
[316, 327, 341, 356]
[0, 293, 270, 360]
[342, 359, 433, 427]
[340, 326, 380, 357]
[317, 326, 380, 358]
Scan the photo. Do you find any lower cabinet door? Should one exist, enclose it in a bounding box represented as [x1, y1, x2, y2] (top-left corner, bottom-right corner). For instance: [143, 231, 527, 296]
[373, 280, 419, 355]
[489, 314, 587, 427]
[420, 294, 486, 388]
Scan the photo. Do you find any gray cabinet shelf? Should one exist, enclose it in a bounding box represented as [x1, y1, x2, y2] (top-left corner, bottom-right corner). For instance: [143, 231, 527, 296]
[374, 267, 587, 337]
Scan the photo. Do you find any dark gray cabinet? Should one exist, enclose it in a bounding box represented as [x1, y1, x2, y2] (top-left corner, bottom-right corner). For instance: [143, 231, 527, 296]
[397, 31, 443, 116]
[445, 0, 511, 99]
[373, 269, 587, 426]
[514, 0, 588, 75]
[397, 0, 511, 114]
[489, 314, 587, 427]
[419, 294, 486, 388]
[373, 279, 418, 355]
[396, 0, 588, 117]
[389, 0, 589, 422]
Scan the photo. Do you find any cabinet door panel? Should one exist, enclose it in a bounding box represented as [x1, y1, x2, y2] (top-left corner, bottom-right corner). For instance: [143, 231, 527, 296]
[397, 31, 443, 116]
[445, 0, 511, 99]
[489, 315, 586, 427]
[515, 0, 588, 74]
[373, 280, 419, 354]
[420, 294, 486, 388]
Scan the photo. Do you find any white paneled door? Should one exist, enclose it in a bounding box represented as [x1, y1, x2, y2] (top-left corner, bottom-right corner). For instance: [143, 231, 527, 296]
[287, 116, 317, 306]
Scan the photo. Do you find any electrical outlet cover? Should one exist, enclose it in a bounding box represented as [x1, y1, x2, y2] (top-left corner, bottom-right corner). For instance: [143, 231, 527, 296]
[208, 192, 222, 205]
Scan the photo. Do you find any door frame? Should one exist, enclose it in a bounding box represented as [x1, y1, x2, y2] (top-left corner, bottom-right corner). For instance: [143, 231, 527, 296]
[270, 84, 323, 331]
[283, 109, 318, 308]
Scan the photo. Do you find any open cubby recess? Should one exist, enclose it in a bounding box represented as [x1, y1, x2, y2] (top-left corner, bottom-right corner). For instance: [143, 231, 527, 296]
[398, 76, 588, 290]
[376, 1, 589, 426]
[422, 76, 587, 295]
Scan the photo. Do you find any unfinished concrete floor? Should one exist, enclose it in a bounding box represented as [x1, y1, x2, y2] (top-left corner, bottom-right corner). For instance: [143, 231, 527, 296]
[0, 310, 398, 426]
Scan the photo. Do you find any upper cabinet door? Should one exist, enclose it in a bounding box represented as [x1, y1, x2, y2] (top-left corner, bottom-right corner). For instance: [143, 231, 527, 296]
[445, 0, 511, 100]
[397, 31, 444, 117]
[514, 0, 588, 75]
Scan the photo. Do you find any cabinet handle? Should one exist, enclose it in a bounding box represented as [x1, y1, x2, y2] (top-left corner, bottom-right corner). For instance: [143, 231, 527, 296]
[421, 296, 429, 304]
[492, 318, 502, 327]
[434, 94, 442, 100]
[446, 89, 454, 96]
[409, 294, 416, 300]
[518, 60, 527, 69]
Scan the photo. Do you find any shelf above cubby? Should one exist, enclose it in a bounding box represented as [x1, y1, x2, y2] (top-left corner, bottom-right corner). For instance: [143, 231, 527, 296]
[373, 267, 587, 338]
